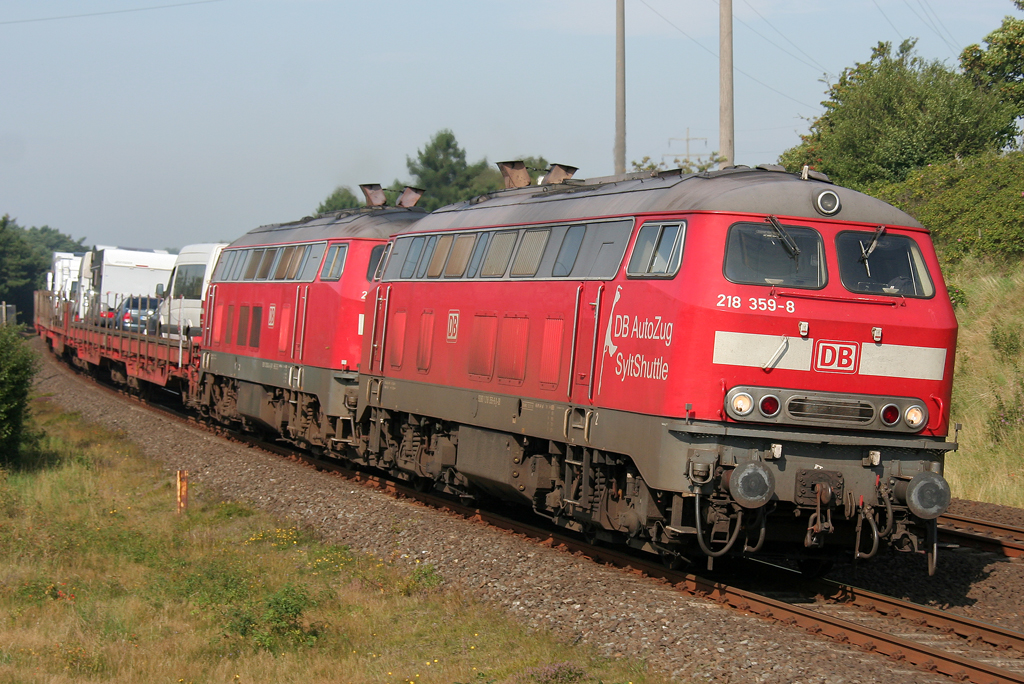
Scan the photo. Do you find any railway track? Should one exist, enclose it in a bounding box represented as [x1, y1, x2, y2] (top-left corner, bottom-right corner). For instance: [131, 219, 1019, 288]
[939, 514, 1024, 559]
[51, 352, 1024, 684]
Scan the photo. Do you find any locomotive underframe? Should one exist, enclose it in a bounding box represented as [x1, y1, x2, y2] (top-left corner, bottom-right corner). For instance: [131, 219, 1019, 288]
[355, 374, 955, 564]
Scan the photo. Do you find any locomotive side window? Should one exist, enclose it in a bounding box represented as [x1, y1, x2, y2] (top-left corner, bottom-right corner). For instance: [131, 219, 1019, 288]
[297, 243, 327, 281]
[255, 248, 279, 280]
[466, 233, 491, 278]
[366, 244, 387, 281]
[400, 237, 425, 279]
[510, 229, 550, 277]
[480, 231, 518, 277]
[627, 223, 685, 277]
[373, 243, 391, 281]
[415, 236, 438, 278]
[445, 234, 477, 278]
[835, 231, 935, 297]
[236, 251, 253, 280]
[231, 251, 250, 280]
[273, 246, 296, 280]
[244, 250, 265, 280]
[426, 235, 454, 278]
[552, 225, 585, 277]
[578, 220, 633, 278]
[320, 244, 348, 281]
[214, 251, 235, 281]
[285, 245, 308, 279]
[724, 223, 826, 289]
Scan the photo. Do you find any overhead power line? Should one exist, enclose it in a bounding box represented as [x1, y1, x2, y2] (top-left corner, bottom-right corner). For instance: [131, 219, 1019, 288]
[0, 0, 224, 27]
[734, 0, 835, 77]
[871, 0, 905, 40]
[636, 0, 819, 110]
[900, 0, 957, 53]
[917, 0, 961, 52]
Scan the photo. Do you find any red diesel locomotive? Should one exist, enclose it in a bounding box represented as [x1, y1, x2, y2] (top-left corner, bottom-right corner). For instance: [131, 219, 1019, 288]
[194, 189, 425, 446]
[355, 164, 956, 572]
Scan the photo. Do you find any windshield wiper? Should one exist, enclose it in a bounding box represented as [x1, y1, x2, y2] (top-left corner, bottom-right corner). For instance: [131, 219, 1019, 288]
[765, 215, 801, 257]
[859, 225, 886, 277]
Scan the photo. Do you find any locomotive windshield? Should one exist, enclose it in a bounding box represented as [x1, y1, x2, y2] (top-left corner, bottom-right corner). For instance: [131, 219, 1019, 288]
[836, 231, 935, 297]
[724, 223, 826, 288]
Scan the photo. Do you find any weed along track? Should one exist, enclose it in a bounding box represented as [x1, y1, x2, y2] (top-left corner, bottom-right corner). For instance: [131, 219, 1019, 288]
[33, 335, 1024, 684]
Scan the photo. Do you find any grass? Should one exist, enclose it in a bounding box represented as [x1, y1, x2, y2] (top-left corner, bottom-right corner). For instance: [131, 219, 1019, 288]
[944, 257, 1024, 507]
[0, 398, 670, 684]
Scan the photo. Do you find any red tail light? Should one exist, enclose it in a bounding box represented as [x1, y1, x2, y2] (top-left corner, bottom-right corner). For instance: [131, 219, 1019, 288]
[880, 404, 900, 426]
[759, 395, 781, 417]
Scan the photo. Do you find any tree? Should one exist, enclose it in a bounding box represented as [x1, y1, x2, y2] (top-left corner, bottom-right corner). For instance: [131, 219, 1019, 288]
[960, 1, 1024, 119]
[405, 129, 502, 212]
[0, 216, 39, 322]
[0, 215, 87, 323]
[871, 151, 1024, 262]
[780, 40, 1018, 188]
[630, 152, 725, 174]
[21, 225, 87, 259]
[316, 186, 362, 214]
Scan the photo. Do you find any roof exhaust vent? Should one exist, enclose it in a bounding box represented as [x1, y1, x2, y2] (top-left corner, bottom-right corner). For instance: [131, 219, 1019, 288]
[396, 186, 425, 208]
[359, 184, 388, 207]
[497, 161, 531, 189]
[541, 163, 578, 185]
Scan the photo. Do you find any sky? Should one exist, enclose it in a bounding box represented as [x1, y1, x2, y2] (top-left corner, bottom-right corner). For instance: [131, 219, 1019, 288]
[1, 0, 1018, 250]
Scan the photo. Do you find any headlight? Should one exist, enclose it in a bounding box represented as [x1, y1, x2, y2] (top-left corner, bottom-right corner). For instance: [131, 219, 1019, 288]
[905, 405, 926, 430]
[731, 392, 754, 416]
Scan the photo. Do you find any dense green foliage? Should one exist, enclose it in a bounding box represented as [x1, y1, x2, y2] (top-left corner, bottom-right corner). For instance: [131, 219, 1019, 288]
[0, 214, 87, 323]
[0, 325, 38, 463]
[404, 129, 502, 211]
[316, 186, 363, 214]
[781, 40, 1018, 188]
[961, 0, 1024, 117]
[868, 151, 1024, 261]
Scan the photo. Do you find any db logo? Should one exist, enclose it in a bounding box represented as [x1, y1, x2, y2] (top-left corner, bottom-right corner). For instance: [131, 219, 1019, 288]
[813, 340, 859, 374]
[446, 310, 459, 342]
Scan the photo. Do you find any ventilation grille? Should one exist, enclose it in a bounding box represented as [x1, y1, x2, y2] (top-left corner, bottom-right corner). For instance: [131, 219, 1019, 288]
[787, 396, 874, 424]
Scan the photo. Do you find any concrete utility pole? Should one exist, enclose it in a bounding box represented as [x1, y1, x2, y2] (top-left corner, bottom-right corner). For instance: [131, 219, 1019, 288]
[614, 0, 626, 175]
[719, 0, 735, 167]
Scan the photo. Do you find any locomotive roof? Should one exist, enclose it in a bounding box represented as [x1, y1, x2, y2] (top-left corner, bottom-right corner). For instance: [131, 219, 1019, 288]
[228, 205, 427, 249]
[406, 166, 925, 232]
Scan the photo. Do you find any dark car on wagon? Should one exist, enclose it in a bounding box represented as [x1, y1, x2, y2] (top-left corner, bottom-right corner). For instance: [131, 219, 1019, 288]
[113, 296, 161, 333]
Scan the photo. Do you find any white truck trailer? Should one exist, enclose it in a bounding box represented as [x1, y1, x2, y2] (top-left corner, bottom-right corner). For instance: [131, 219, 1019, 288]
[86, 248, 177, 322]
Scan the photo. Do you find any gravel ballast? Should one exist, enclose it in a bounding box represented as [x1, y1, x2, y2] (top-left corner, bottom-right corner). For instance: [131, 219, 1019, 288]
[32, 338, 1022, 683]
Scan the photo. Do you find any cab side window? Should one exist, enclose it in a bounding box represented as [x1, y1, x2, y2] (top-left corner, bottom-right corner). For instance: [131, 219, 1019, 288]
[627, 223, 685, 277]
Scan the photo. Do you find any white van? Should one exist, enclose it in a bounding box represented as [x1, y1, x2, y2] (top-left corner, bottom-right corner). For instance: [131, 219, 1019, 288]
[154, 243, 227, 337]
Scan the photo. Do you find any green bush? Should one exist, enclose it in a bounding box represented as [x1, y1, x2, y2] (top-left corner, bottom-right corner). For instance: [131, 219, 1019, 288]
[0, 325, 38, 463]
[868, 151, 1024, 262]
